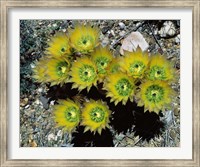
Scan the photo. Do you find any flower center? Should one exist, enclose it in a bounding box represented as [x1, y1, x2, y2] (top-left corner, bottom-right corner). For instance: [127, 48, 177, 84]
[79, 64, 97, 82]
[149, 65, 166, 80]
[61, 47, 66, 53]
[115, 78, 133, 96]
[90, 107, 105, 123]
[82, 39, 87, 45]
[78, 35, 94, 49]
[64, 106, 79, 122]
[56, 61, 69, 76]
[145, 85, 164, 103]
[95, 57, 109, 74]
[129, 61, 146, 77]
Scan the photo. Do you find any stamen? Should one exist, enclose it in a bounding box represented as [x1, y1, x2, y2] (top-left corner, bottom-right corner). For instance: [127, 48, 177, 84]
[90, 107, 105, 123]
[115, 78, 133, 96]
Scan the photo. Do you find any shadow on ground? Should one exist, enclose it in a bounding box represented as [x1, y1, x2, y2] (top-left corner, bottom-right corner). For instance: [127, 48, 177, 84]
[72, 126, 114, 147]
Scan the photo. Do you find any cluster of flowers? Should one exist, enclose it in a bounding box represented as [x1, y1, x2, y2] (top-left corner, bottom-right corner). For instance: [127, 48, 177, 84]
[33, 23, 177, 134]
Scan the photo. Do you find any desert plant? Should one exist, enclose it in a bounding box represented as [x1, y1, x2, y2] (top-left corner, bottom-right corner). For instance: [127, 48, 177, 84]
[32, 22, 178, 141]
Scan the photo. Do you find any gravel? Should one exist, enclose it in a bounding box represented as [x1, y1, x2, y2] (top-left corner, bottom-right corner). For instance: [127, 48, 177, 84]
[20, 20, 180, 147]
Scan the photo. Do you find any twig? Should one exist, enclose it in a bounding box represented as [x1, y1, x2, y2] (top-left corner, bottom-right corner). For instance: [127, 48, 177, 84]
[114, 142, 120, 147]
[152, 140, 158, 147]
[164, 130, 169, 147]
[147, 21, 164, 54]
[114, 136, 126, 147]
[133, 137, 142, 146]
[126, 135, 135, 141]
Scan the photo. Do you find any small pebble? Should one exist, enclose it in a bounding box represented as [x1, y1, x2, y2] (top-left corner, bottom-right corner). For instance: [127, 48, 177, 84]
[38, 88, 43, 93]
[176, 20, 180, 27]
[175, 34, 180, 44]
[41, 120, 47, 126]
[50, 100, 55, 106]
[24, 110, 32, 117]
[29, 140, 37, 147]
[136, 22, 142, 27]
[25, 105, 30, 109]
[48, 133, 55, 141]
[21, 98, 29, 107]
[154, 29, 158, 35]
[40, 96, 49, 109]
[37, 115, 42, 122]
[35, 99, 40, 105]
[158, 21, 176, 37]
[110, 30, 115, 37]
[119, 22, 125, 30]
[57, 130, 63, 137]
[52, 23, 57, 27]
[30, 63, 35, 68]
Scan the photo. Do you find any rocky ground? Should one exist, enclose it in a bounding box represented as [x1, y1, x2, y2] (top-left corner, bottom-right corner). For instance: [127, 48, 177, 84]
[20, 20, 180, 147]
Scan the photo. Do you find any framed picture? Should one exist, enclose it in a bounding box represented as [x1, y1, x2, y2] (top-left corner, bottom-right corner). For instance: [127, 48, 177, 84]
[1, 0, 199, 166]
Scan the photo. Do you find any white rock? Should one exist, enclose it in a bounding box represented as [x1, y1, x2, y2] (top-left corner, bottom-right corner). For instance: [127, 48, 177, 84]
[25, 105, 30, 109]
[120, 31, 149, 55]
[57, 130, 63, 137]
[30, 63, 35, 69]
[175, 34, 180, 44]
[136, 22, 142, 27]
[35, 99, 40, 105]
[119, 22, 125, 30]
[154, 29, 158, 35]
[38, 88, 43, 93]
[52, 23, 57, 27]
[50, 100, 55, 106]
[158, 21, 176, 37]
[110, 30, 115, 36]
[48, 133, 55, 141]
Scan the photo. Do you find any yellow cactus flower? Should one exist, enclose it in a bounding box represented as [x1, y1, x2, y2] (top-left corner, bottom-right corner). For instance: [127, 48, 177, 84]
[136, 80, 175, 114]
[53, 99, 81, 133]
[69, 24, 100, 54]
[119, 49, 149, 79]
[70, 56, 98, 92]
[81, 100, 111, 134]
[33, 56, 71, 86]
[32, 58, 48, 83]
[147, 54, 175, 81]
[91, 46, 113, 81]
[104, 72, 135, 105]
[46, 32, 71, 57]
